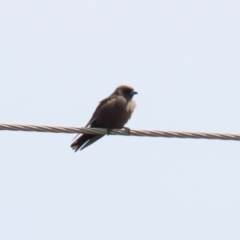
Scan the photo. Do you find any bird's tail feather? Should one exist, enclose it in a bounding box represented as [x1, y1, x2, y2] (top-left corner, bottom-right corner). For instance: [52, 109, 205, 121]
[71, 134, 104, 151]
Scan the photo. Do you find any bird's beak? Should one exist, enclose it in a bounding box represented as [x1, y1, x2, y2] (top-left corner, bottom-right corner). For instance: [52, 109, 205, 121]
[130, 91, 138, 95]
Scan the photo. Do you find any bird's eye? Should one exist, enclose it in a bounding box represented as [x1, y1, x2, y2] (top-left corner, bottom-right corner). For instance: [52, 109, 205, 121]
[125, 89, 132, 94]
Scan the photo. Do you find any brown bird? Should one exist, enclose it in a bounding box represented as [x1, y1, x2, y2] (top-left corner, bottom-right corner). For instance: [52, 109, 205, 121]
[71, 85, 138, 151]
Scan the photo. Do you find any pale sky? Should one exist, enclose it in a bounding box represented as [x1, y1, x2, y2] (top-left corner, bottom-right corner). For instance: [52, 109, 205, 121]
[1, 1, 240, 239]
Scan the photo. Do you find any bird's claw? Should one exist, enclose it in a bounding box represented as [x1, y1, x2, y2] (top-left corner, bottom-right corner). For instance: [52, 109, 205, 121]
[107, 128, 113, 135]
[123, 127, 131, 134]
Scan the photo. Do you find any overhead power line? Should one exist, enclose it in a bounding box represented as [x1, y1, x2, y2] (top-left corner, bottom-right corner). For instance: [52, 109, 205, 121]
[0, 123, 240, 141]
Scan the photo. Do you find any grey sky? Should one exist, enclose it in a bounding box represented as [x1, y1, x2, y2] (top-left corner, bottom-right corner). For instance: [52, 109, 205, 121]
[1, 1, 240, 239]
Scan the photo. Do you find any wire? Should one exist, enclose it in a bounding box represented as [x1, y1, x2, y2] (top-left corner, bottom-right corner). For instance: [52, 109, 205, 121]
[0, 123, 240, 141]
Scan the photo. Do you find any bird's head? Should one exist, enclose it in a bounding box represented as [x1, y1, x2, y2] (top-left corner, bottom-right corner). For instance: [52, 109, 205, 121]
[114, 85, 138, 100]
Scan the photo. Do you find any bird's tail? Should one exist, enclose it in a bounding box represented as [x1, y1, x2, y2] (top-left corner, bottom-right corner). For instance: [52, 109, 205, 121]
[71, 134, 104, 151]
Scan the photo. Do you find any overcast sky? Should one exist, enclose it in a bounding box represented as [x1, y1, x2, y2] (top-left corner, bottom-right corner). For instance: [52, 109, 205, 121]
[1, 1, 240, 239]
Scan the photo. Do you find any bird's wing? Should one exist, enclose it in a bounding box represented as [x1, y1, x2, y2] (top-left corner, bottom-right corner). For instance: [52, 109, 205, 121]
[72, 96, 117, 142]
[85, 96, 117, 127]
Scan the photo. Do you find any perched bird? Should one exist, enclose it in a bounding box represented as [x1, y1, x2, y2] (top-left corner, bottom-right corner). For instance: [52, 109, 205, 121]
[71, 85, 138, 151]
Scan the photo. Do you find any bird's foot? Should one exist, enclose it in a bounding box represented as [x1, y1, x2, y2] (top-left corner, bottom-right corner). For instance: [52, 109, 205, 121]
[123, 127, 131, 134]
[107, 128, 113, 135]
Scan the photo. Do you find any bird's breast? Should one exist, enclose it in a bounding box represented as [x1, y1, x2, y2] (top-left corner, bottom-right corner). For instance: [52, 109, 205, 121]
[126, 100, 136, 113]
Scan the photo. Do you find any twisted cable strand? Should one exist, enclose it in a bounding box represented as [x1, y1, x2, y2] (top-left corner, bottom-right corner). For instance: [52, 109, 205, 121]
[1, 123, 240, 141]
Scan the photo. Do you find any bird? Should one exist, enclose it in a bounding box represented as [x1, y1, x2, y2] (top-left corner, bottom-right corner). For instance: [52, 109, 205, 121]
[71, 85, 138, 151]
